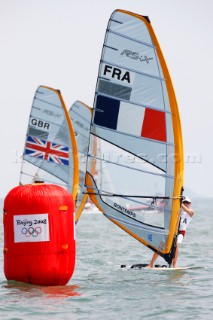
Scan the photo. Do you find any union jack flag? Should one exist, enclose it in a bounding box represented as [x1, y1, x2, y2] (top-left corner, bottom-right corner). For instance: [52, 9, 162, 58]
[25, 136, 69, 165]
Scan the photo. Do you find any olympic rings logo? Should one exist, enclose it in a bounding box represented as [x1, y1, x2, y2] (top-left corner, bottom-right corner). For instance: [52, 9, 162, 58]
[21, 227, 42, 237]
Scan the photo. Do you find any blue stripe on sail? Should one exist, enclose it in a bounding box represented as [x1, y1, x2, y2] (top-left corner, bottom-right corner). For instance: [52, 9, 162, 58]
[93, 95, 120, 130]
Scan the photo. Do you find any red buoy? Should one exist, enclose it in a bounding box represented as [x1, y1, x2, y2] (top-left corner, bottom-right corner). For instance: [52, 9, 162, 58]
[3, 183, 76, 286]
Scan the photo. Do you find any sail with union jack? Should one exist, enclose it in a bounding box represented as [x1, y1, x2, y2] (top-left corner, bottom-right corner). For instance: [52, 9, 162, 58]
[20, 86, 79, 200]
[25, 136, 69, 166]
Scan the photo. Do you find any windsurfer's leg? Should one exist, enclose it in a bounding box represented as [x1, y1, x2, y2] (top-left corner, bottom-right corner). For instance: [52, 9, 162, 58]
[173, 233, 184, 267]
[146, 252, 159, 268]
[173, 245, 179, 268]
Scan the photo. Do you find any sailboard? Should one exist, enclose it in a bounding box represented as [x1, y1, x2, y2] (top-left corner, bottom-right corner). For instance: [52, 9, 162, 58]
[69, 101, 95, 222]
[120, 264, 205, 270]
[85, 9, 184, 264]
[20, 85, 79, 202]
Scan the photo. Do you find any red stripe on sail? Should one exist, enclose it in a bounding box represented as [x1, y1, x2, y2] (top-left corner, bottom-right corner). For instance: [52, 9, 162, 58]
[141, 108, 166, 142]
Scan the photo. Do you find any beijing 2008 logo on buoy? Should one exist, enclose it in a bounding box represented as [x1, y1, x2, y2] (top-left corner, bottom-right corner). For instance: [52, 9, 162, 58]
[14, 214, 49, 243]
[21, 227, 42, 237]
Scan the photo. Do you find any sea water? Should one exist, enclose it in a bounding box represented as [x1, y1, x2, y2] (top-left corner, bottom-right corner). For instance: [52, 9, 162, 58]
[0, 198, 212, 320]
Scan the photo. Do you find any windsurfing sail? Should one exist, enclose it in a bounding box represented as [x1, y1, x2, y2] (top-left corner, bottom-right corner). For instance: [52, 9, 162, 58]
[85, 9, 184, 264]
[69, 101, 95, 222]
[20, 86, 79, 201]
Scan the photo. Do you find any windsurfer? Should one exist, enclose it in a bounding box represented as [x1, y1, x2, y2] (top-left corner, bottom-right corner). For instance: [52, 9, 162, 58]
[145, 197, 194, 268]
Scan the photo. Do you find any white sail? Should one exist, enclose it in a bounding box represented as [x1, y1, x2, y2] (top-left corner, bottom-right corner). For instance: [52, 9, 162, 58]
[85, 10, 184, 264]
[69, 101, 94, 222]
[20, 86, 79, 200]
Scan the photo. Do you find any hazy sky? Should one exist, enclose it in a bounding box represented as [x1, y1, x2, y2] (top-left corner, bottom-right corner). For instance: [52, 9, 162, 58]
[1, 0, 213, 199]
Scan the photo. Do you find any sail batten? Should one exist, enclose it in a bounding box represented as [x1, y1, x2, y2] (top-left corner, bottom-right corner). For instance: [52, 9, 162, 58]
[93, 95, 172, 114]
[34, 97, 63, 109]
[91, 124, 174, 145]
[105, 215, 168, 232]
[100, 60, 166, 81]
[87, 154, 176, 178]
[107, 29, 157, 49]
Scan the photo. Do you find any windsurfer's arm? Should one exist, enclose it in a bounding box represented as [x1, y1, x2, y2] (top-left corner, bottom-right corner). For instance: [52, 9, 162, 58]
[181, 204, 194, 217]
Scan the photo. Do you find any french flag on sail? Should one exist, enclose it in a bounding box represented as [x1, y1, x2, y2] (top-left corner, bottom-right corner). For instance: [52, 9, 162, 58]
[93, 95, 166, 142]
